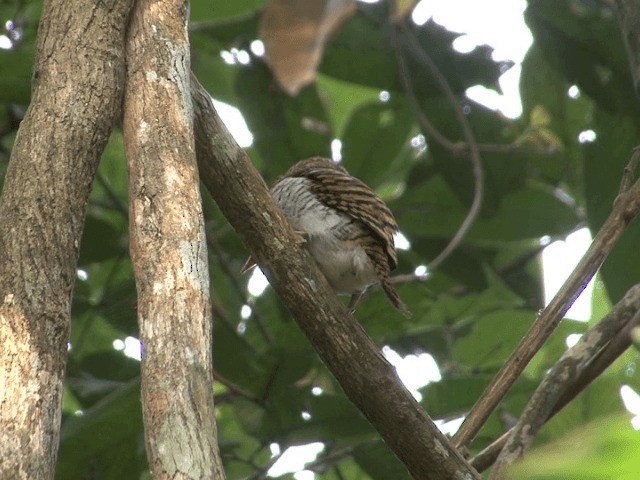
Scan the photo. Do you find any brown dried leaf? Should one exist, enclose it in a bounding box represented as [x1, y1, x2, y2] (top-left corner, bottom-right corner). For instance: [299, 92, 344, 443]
[259, 0, 356, 96]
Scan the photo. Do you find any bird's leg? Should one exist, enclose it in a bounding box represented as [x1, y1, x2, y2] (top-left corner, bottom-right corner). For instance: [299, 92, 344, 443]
[347, 291, 364, 315]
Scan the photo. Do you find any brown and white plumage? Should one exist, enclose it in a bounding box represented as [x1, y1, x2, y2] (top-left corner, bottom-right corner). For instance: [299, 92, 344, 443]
[247, 157, 410, 317]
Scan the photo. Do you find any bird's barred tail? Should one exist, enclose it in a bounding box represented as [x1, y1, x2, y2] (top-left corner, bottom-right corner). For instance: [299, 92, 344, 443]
[381, 277, 412, 318]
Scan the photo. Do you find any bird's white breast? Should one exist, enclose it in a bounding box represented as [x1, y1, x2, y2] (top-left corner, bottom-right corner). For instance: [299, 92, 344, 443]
[271, 177, 378, 293]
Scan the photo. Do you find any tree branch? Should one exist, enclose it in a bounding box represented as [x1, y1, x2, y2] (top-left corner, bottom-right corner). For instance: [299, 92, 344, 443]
[453, 149, 640, 449]
[489, 284, 640, 477]
[191, 73, 480, 480]
[471, 293, 640, 472]
[392, 21, 485, 272]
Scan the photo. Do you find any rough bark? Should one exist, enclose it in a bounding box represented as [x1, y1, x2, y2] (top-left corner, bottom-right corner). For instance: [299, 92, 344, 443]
[123, 1, 225, 478]
[0, 0, 133, 478]
[191, 75, 480, 480]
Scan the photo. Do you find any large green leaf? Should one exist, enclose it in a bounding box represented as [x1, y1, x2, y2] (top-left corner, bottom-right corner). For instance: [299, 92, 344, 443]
[235, 61, 332, 171]
[525, 0, 637, 116]
[277, 394, 375, 445]
[583, 109, 640, 303]
[519, 44, 592, 199]
[213, 316, 274, 395]
[340, 100, 415, 187]
[453, 309, 536, 369]
[316, 74, 382, 138]
[420, 375, 492, 418]
[353, 441, 411, 480]
[79, 216, 125, 264]
[395, 173, 579, 243]
[322, 3, 508, 96]
[0, 44, 33, 104]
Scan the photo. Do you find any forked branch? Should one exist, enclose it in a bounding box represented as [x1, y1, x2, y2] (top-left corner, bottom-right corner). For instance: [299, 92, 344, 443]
[489, 285, 640, 477]
[471, 295, 640, 472]
[453, 149, 640, 449]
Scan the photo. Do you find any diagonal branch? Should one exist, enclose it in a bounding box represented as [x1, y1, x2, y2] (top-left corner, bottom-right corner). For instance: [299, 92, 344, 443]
[190, 73, 480, 480]
[489, 285, 640, 477]
[471, 292, 640, 473]
[453, 149, 640, 449]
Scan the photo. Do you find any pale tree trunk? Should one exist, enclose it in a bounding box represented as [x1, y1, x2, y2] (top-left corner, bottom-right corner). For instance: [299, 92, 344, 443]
[0, 0, 133, 478]
[124, 0, 225, 478]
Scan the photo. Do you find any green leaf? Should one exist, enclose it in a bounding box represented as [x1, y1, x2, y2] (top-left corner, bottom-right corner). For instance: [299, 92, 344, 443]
[525, 0, 637, 116]
[420, 375, 492, 418]
[213, 316, 273, 395]
[396, 174, 579, 243]
[467, 184, 580, 241]
[340, 100, 415, 188]
[235, 61, 332, 172]
[190, 10, 260, 45]
[453, 309, 536, 369]
[507, 414, 640, 480]
[79, 216, 126, 264]
[0, 44, 33, 104]
[56, 380, 146, 480]
[277, 394, 375, 444]
[353, 441, 411, 480]
[519, 44, 592, 197]
[322, 3, 508, 96]
[583, 109, 640, 303]
[316, 74, 381, 137]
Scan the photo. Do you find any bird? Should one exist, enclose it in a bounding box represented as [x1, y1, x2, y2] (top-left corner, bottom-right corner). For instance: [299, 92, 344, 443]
[243, 156, 411, 317]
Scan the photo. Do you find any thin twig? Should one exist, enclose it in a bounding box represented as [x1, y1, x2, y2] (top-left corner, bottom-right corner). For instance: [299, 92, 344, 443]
[95, 171, 128, 217]
[391, 21, 484, 272]
[471, 299, 640, 472]
[453, 149, 640, 450]
[243, 443, 283, 480]
[305, 445, 355, 473]
[489, 286, 640, 477]
[213, 370, 262, 404]
[619, 146, 640, 194]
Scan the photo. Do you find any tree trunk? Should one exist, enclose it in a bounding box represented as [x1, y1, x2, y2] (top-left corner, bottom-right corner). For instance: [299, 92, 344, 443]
[0, 0, 133, 478]
[123, 1, 225, 478]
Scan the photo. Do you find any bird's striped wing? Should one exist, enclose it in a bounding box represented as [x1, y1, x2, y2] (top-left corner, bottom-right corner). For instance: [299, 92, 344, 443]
[302, 165, 399, 271]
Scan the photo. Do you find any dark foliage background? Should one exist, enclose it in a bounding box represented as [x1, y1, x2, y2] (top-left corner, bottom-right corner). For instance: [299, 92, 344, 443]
[1, 0, 639, 478]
